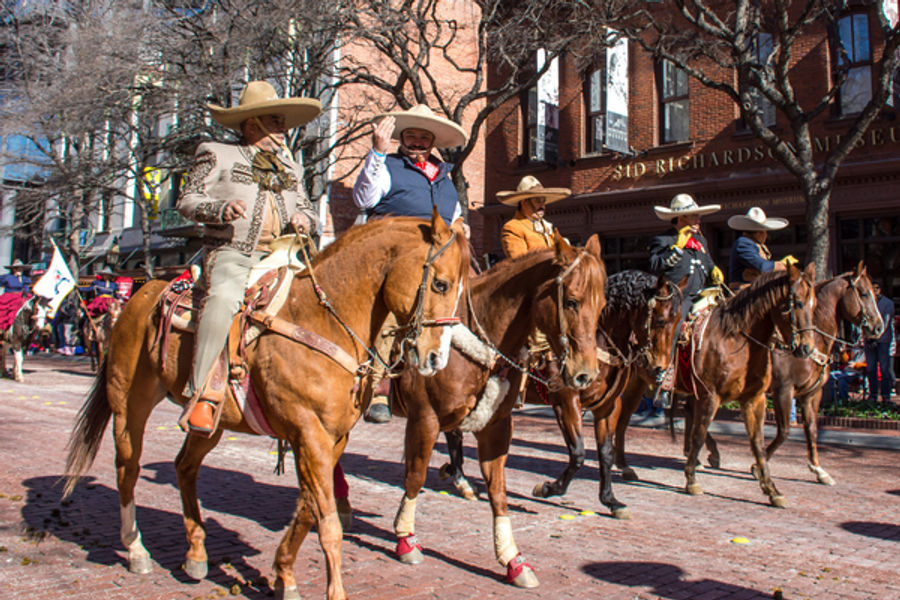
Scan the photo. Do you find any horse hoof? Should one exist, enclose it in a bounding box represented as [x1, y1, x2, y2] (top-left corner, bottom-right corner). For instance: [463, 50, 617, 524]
[770, 495, 787, 508]
[183, 558, 208, 580]
[818, 474, 836, 486]
[685, 483, 703, 496]
[129, 554, 153, 574]
[457, 483, 478, 501]
[396, 535, 424, 565]
[611, 507, 632, 520]
[620, 468, 639, 482]
[438, 463, 452, 480]
[531, 482, 547, 498]
[273, 583, 302, 600]
[506, 554, 539, 588]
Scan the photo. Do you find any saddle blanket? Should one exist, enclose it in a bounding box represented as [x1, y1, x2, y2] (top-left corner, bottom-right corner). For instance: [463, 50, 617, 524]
[229, 376, 276, 437]
[0, 292, 26, 330]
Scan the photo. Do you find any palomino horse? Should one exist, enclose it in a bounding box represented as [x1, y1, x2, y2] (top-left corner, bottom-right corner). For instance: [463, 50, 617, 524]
[679, 263, 817, 507]
[697, 262, 883, 486]
[388, 233, 606, 588]
[440, 271, 683, 519]
[64, 212, 469, 600]
[1, 295, 50, 382]
[81, 297, 124, 371]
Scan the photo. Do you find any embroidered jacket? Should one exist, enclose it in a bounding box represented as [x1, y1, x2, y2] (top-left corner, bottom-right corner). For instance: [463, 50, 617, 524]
[177, 141, 318, 254]
[649, 228, 716, 310]
[500, 211, 554, 258]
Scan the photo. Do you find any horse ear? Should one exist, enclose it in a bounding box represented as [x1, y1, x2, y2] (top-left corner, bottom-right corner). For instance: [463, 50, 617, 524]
[584, 234, 602, 260]
[553, 229, 577, 264]
[675, 274, 690, 291]
[856, 260, 866, 277]
[430, 206, 452, 246]
[656, 274, 669, 293]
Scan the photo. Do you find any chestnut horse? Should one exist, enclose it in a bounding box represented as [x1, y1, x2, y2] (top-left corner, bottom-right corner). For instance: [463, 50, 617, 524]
[697, 263, 883, 487]
[440, 270, 683, 519]
[64, 213, 469, 600]
[389, 234, 606, 588]
[679, 263, 817, 507]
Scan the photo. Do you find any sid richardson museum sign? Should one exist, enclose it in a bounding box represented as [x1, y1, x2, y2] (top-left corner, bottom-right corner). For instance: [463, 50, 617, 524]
[608, 124, 900, 182]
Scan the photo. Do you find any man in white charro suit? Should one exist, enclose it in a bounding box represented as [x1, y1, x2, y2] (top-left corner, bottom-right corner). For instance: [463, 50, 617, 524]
[177, 80, 321, 435]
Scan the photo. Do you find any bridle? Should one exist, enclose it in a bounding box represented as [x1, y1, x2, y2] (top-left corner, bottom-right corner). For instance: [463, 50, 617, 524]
[635, 281, 679, 371]
[780, 271, 816, 354]
[554, 252, 587, 371]
[296, 227, 461, 373]
[842, 271, 882, 338]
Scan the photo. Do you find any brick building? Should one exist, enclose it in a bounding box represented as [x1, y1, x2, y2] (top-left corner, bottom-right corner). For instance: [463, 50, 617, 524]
[477, 6, 900, 304]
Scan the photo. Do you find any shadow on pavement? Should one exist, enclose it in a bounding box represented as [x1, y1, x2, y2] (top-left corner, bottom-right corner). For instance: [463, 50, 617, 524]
[841, 521, 900, 541]
[19, 474, 276, 598]
[583, 561, 774, 599]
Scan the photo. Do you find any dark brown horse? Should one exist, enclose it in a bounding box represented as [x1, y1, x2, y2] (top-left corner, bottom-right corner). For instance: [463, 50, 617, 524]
[697, 263, 883, 486]
[63, 212, 470, 600]
[679, 263, 817, 507]
[81, 297, 124, 372]
[388, 234, 606, 588]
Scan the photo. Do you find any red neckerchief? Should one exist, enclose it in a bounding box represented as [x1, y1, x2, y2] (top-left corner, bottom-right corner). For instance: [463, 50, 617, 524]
[684, 236, 704, 252]
[415, 160, 440, 181]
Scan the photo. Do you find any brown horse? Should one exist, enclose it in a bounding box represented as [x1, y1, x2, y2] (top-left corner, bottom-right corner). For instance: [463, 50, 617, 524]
[698, 263, 883, 486]
[388, 234, 606, 588]
[81, 297, 123, 372]
[526, 270, 683, 518]
[439, 271, 683, 518]
[63, 212, 469, 600]
[679, 263, 817, 507]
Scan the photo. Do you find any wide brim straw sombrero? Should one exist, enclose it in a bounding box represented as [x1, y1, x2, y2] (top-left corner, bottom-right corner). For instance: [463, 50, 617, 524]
[653, 193, 721, 220]
[376, 104, 468, 149]
[727, 207, 789, 231]
[207, 81, 322, 131]
[496, 175, 571, 206]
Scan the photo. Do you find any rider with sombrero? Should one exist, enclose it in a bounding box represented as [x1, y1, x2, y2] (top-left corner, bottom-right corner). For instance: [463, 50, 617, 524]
[176, 80, 321, 435]
[498, 176, 570, 259]
[85, 265, 119, 317]
[649, 193, 725, 410]
[0, 259, 33, 331]
[727, 207, 798, 289]
[353, 103, 468, 423]
[649, 193, 724, 317]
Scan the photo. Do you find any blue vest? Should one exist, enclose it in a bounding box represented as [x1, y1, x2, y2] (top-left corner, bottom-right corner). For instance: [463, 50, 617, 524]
[371, 154, 458, 224]
[0, 273, 31, 293]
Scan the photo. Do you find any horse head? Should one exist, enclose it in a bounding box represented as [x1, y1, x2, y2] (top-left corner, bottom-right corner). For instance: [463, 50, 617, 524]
[531, 232, 606, 390]
[839, 261, 884, 340]
[637, 275, 683, 382]
[776, 262, 817, 359]
[382, 209, 470, 376]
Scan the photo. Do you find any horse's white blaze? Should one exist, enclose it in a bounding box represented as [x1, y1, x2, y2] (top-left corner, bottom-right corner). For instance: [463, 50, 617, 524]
[493, 515, 519, 566]
[433, 282, 465, 371]
[393, 494, 417, 537]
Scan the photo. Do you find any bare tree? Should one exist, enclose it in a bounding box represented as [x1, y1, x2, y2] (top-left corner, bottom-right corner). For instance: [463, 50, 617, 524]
[590, 0, 900, 278]
[340, 0, 596, 220]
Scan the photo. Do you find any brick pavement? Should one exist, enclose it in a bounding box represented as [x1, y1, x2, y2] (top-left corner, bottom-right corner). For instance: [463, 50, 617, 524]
[1, 354, 899, 599]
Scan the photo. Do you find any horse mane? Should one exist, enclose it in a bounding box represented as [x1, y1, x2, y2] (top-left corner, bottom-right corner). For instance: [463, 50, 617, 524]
[718, 270, 791, 336]
[605, 270, 679, 314]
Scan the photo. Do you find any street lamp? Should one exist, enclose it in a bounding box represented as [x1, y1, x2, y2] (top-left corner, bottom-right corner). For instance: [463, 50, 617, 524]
[107, 236, 120, 268]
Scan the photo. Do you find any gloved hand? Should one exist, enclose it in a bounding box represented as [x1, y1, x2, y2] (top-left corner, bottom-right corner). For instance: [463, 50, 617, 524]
[672, 225, 692, 250]
[710, 265, 724, 286]
[781, 254, 799, 267]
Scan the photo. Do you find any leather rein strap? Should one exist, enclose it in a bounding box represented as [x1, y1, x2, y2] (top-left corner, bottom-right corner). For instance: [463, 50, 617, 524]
[247, 309, 360, 375]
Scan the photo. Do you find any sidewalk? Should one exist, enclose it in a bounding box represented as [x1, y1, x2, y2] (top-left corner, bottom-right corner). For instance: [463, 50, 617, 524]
[1, 354, 899, 599]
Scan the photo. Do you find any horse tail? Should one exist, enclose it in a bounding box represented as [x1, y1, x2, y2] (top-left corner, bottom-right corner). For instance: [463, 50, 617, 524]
[62, 356, 111, 498]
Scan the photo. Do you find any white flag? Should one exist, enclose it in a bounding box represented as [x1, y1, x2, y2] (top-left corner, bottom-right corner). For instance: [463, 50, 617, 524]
[33, 241, 76, 318]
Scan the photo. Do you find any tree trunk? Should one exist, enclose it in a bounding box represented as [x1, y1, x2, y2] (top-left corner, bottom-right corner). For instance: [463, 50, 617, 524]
[804, 184, 831, 282]
[451, 166, 470, 222]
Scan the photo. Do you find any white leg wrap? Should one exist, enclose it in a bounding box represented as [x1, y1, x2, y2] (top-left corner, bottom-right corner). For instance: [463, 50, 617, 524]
[809, 464, 828, 477]
[13, 349, 23, 380]
[493, 516, 519, 566]
[393, 494, 417, 537]
[120, 501, 148, 556]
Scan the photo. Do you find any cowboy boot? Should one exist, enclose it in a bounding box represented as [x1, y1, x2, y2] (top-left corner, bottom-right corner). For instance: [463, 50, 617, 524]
[186, 351, 227, 436]
[364, 378, 392, 423]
